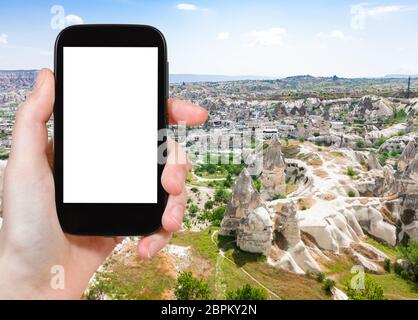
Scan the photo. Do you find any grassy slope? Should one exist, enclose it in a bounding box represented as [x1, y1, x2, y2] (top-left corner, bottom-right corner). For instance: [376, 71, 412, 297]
[86, 231, 418, 300]
[323, 237, 418, 300]
[86, 249, 177, 300]
[171, 228, 331, 300]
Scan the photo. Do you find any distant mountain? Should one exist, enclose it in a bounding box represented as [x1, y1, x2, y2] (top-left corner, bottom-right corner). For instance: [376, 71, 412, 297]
[384, 74, 418, 79]
[169, 74, 276, 83]
[0, 70, 37, 92]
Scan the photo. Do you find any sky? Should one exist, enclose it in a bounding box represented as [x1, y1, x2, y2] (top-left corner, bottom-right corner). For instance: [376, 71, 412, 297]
[0, 0, 417, 77]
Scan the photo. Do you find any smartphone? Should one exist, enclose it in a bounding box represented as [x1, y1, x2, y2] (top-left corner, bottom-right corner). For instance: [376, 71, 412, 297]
[54, 25, 168, 236]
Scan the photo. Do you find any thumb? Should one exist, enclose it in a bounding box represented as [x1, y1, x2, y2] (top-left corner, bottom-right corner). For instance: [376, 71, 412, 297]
[8, 69, 55, 170]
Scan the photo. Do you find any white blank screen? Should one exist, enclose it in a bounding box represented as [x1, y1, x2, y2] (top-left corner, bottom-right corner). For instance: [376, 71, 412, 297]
[63, 47, 158, 203]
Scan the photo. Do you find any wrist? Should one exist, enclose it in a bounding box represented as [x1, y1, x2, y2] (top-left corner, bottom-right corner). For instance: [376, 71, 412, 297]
[0, 251, 82, 299]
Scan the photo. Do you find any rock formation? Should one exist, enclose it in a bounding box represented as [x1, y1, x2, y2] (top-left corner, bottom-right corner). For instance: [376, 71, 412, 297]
[366, 153, 382, 171]
[405, 112, 414, 133]
[273, 201, 321, 272]
[397, 148, 418, 241]
[260, 136, 287, 200]
[398, 141, 416, 173]
[399, 193, 418, 241]
[296, 118, 305, 138]
[357, 164, 397, 197]
[237, 206, 273, 254]
[219, 168, 264, 236]
[355, 95, 394, 120]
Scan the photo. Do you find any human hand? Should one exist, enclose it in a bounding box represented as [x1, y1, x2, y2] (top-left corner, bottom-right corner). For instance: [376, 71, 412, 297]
[0, 69, 207, 299]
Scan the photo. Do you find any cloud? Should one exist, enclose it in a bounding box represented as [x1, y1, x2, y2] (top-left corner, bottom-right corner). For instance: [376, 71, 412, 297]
[65, 14, 84, 26]
[246, 27, 286, 47]
[0, 33, 8, 45]
[217, 32, 230, 40]
[176, 3, 198, 11]
[351, 4, 417, 29]
[317, 30, 351, 40]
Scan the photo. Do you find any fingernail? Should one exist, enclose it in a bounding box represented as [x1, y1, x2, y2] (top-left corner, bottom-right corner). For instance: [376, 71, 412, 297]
[170, 205, 184, 228]
[33, 69, 46, 91]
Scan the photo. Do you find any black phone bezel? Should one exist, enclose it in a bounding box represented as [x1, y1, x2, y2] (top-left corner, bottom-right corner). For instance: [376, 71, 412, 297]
[54, 24, 168, 236]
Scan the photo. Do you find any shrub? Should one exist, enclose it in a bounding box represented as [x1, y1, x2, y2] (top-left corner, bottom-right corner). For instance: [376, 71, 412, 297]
[322, 278, 336, 294]
[378, 152, 389, 165]
[273, 194, 286, 200]
[399, 240, 418, 282]
[389, 150, 401, 157]
[200, 205, 226, 226]
[183, 215, 191, 229]
[175, 272, 210, 300]
[346, 275, 386, 300]
[347, 190, 356, 198]
[190, 187, 199, 193]
[204, 200, 215, 210]
[383, 258, 391, 272]
[394, 262, 404, 276]
[393, 109, 407, 121]
[313, 131, 320, 137]
[346, 167, 356, 178]
[400, 270, 410, 280]
[188, 204, 199, 215]
[224, 174, 233, 188]
[374, 137, 386, 147]
[225, 284, 267, 300]
[214, 188, 231, 204]
[316, 272, 326, 283]
[210, 206, 226, 226]
[356, 139, 365, 148]
[252, 177, 261, 192]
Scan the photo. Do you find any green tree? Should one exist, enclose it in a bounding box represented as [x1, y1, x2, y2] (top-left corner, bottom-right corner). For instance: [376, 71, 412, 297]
[225, 284, 267, 300]
[399, 240, 418, 282]
[210, 206, 225, 226]
[224, 173, 233, 188]
[346, 275, 386, 300]
[214, 188, 231, 204]
[175, 272, 210, 300]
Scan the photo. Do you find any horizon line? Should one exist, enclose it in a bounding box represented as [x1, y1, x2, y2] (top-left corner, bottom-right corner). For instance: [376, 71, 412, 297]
[0, 69, 417, 80]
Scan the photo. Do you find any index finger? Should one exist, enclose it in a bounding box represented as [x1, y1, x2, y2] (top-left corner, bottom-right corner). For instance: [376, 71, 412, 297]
[168, 98, 208, 126]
